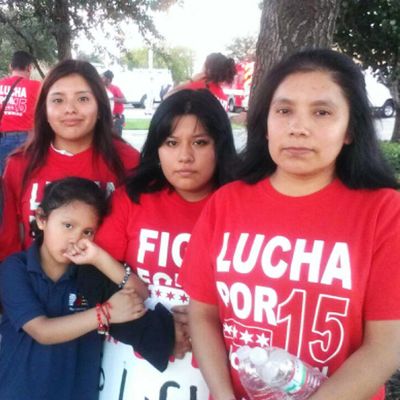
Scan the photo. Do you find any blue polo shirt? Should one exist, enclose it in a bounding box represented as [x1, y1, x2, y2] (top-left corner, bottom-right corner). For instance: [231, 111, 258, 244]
[0, 243, 102, 400]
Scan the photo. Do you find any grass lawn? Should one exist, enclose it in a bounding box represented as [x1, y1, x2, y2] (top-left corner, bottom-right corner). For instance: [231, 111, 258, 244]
[125, 118, 245, 131]
[124, 119, 151, 130]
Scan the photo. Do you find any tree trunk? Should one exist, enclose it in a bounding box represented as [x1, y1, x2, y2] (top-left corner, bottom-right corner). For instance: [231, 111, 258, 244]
[391, 109, 400, 142]
[250, 0, 340, 105]
[389, 79, 400, 142]
[53, 0, 72, 60]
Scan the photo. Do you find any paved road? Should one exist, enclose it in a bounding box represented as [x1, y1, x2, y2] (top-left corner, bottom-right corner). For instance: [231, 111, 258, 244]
[122, 107, 396, 151]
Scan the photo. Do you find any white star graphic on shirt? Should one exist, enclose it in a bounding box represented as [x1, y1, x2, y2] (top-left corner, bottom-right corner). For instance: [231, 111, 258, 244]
[223, 323, 233, 335]
[256, 333, 270, 347]
[232, 325, 238, 338]
[240, 329, 253, 344]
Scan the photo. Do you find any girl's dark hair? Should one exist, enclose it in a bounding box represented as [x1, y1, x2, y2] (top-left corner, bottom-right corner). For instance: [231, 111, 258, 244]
[21, 59, 126, 188]
[240, 48, 399, 190]
[31, 177, 109, 240]
[126, 89, 238, 203]
[204, 53, 237, 85]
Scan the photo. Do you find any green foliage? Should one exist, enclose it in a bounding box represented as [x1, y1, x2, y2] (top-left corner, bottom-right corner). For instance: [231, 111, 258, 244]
[335, 0, 400, 84]
[122, 49, 150, 69]
[157, 46, 195, 83]
[0, 5, 58, 76]
[226, 35, 257, 62]
[335, 0, 400, 141]
[380, 141, 400, 176]
[0, 0, 178, 61]
[121, 46, 194, 84]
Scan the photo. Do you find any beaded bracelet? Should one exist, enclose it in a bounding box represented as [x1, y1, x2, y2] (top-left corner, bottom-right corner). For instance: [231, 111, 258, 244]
[96, 303, 109, 335]
[118, 263, 132, 289]
[101, 301, 111, 323]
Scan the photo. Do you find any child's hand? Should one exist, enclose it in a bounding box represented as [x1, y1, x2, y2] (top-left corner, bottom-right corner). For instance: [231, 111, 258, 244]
[171, 305, 191, 358]
[171, 305, 189, 325]
[108, 288, 147, 323]
[63, 238, 101, 265]
[173, 319, 192, 358]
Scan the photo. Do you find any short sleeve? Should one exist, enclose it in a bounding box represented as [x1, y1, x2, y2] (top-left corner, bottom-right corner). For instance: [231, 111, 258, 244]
[180, 198, 219, 304]
[364, 191, 400, 320]
[114, 140, 140, 171]
[95, 188, 131, 261]
[0, 254, 45, 330]
[0, 157, 24, 260]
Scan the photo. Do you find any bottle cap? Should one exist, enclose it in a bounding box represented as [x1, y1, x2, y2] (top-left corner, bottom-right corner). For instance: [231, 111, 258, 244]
[236, 345, 251, 361]
[269, 348, 289, 363]
[261, 361, 281, 385]
[249, 347, 269, 366]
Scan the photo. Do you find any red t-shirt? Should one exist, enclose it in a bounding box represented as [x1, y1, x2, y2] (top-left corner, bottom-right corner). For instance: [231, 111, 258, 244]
[0, 76, 41, 132]
[95, 187, 211, 400]
[96, 187, 210, 304]
[184, 79, 228, 110]
[0, 140, 139, 260]
[107, 84, 125, 115]
[181, 178, 400, 400]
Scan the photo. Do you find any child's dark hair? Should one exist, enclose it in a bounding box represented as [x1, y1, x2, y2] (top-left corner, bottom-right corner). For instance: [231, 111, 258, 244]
[31, 177, 109, 240]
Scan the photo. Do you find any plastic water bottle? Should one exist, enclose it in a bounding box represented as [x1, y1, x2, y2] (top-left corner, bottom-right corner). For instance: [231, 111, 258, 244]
[236, 346, 289, 400]
[260, 348, 327, 400]
[237, 346, 326, 400]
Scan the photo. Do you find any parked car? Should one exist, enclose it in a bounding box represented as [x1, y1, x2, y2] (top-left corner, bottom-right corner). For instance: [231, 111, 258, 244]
[364, 70, 395, 118]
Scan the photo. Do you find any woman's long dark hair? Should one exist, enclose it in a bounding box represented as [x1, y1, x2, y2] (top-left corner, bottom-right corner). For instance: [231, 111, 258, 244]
[239, 48, 399, 190]
[126, 89, 238, 203]
[20, 59, 126, 188]
[204, 53, 237, 85]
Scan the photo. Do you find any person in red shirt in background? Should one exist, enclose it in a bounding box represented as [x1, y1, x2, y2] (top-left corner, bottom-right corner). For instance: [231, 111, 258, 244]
[0, 59, 139, 262]
[0, 51, 41, 173]
[168, 53, 236, 111]
[102, 70, 126, 136]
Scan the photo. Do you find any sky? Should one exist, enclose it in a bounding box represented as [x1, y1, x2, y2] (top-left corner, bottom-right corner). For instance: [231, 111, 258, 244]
[86, 0, 262, 71]
[154, 0, 262, 69]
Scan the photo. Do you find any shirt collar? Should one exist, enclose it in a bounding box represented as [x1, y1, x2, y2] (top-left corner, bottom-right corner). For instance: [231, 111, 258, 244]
[50, 143, 75, 156]
[26, 242, 77, 282]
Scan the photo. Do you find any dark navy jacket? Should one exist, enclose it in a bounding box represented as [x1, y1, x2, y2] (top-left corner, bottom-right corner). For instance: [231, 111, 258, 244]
[0, 243, 174, 400]
[0, 243, 101, 400]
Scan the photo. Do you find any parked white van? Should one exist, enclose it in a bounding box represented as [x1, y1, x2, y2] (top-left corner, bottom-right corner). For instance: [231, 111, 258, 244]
[112, 68, 173, 108]
[364, 70, 395, 118]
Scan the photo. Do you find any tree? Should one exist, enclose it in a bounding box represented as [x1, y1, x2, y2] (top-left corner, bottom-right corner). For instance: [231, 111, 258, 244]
[0, 0, 178, 62]
[155, 46, 195, 84]
[335, 0, 400, 142]
[0, 6, 58, 77]
[122, 46, 194, 84]
[226, 35, 257, 62]
[251, 0, 341, 104]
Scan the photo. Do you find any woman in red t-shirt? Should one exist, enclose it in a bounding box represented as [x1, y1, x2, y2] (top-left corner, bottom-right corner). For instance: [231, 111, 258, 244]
[180, 49, 400, 400]
[168, 53, 236, 110]
[94, 89, 238, 400]
[0, 60, 139, 261]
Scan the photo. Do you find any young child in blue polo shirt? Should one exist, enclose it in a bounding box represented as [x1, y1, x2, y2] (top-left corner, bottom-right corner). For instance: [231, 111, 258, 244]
[0, 177, 174, 400]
